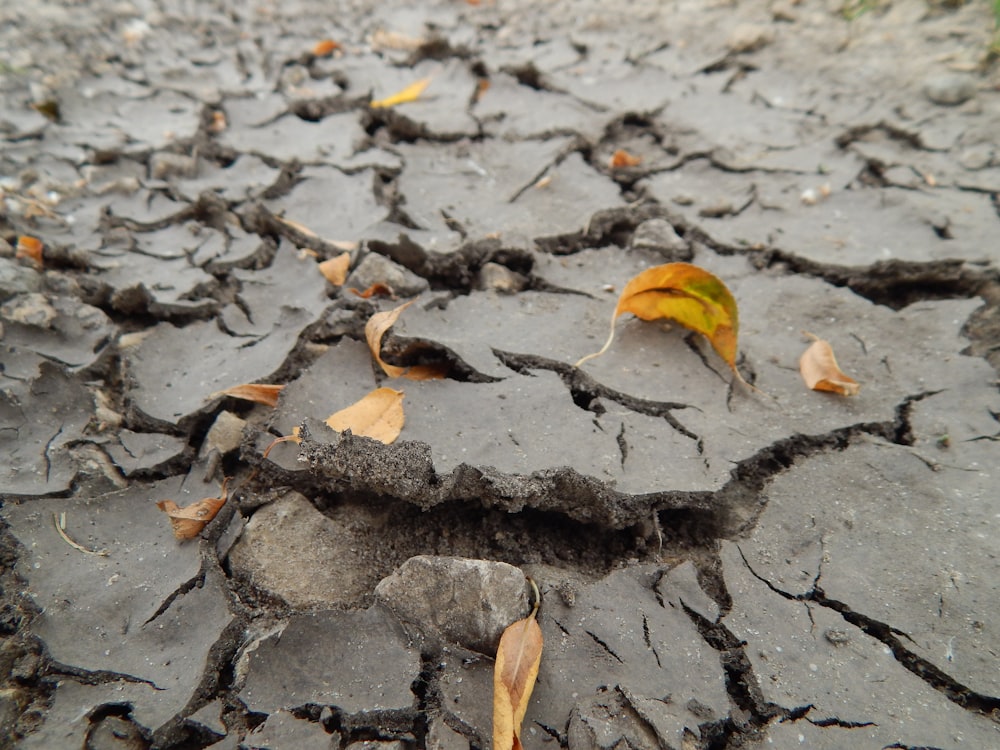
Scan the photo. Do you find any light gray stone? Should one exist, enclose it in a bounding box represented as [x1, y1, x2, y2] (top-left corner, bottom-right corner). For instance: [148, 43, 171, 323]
[346, 252, 429, 297]
[228, 491, 380, 609]
[200, 410, 247, 457]
[375, 556, 530, 654]
[924, 73, 976, 106]
[629, 218, 691, 261]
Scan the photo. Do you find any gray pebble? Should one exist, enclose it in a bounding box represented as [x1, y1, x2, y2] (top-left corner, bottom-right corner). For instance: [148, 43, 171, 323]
[630, 219, 692, 262]
[375, 555, 530, 654]
[346, 252, 429, 297]
[923, 74, 976, 106]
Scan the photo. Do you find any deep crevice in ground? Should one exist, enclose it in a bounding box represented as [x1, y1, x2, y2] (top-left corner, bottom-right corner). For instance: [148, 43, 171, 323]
[737, 547, 1000, 718]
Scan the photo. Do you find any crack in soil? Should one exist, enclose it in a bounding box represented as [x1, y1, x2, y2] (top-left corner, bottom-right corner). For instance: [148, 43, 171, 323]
[737, 547, 1000, 718]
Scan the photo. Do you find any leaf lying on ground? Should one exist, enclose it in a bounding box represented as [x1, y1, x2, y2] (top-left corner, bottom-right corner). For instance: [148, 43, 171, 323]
[609, 149, 642, 168]
[371, 77, 431, 108]
[220, 383, 284, 407]
[365, 300, 447, 380]
[318, 252, 352, 286]
[16, 235, 43, 266]
[326, 387, 405, 444]
[349, 282, 395, 299]
[575, 262, 741, 379]
[493, 579, 543, 750]
[799, 333, 860, 396]
[157, 479, 229, 540]
[312, 39, 340, 57]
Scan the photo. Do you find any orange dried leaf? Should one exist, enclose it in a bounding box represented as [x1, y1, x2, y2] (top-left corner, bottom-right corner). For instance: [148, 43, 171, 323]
[365, 300, 446, 380]
[473, 78, 491, 102]
[16, 235, 43, 266]
[576, 262, 740, 375]
[207, 110, 227, 133]
[326, 387, 405, 444]
[371, 77, 431, 108]
[312, 39, 340, 57]
[799, 335, 860, 396]
[349, 282, 395, 299]
[220, 383, 285, 407]
[609, 149, 642, 168]
[493, 606, 543, 750]
[318, 252, 351, 286]
[157, 479, 228, 540]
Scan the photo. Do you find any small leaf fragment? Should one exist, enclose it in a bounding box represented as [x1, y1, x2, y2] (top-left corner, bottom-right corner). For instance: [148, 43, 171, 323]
[371, 77, 431, 108]
[609, 149, 642, 168]
[799, 334, 860, 396]
[365, 300, 446, 380]
[349, 282, 395, 299]
[207, 110, 227, 133]
[326, 387, 405, 444]
[157, 479, 228, 540]
[16, 235, 43, 266]
[312, 39, 340, 57]
[220, 383, 285, 407]
[493, 586, 543, 750]
[318, 252, 351, 286]
[576, 263, 740, 378]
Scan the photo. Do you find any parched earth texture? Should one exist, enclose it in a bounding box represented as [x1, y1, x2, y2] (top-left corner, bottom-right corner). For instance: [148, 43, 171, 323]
[1, 0, 999, 749]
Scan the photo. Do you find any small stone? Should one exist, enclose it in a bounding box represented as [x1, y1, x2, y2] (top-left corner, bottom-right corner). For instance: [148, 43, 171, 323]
[699, 200, 734, 218]
[824, 628, 851, 646]
[476, 262, 527, 293]
[375, 556, 530, 654]
[726, 24, 774, 54]
[149, 152, 198, 180]
[630, 219, 691, 262]
[958, 145, 993, 171]
[0, 258, 43, 302]
[0, 292, 57, 328]
[200, 410, 247, 457]
[346, 252, 429, 297]
[923, 74, 976, 107]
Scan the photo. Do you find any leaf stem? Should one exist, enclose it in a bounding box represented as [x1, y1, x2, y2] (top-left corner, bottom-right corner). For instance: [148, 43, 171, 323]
[527, 576, 541, 619]
[574, 305, 618, 368]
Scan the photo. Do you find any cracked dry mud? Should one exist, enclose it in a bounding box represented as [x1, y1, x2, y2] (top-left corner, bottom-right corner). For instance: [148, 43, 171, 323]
[1, 0, 999, 749]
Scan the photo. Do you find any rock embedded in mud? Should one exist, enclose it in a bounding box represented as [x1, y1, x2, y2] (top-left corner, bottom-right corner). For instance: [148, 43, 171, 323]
[726, 23, 774, 53]
[346, 251, 429, 297]
[374, 555, 530, 654]
[923, 73, 976, 106]
[228, 491, 379, 609]
[629, 218, 691, 261]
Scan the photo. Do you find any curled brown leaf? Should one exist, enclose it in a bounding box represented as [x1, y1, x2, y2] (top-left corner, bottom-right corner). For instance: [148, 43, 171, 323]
[318, 252, 352, 286]
[219, 383, 284, 407]
[799, 333, 860, 396]
[157, 479, 229, 540]
[365, 301, 446, 380]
